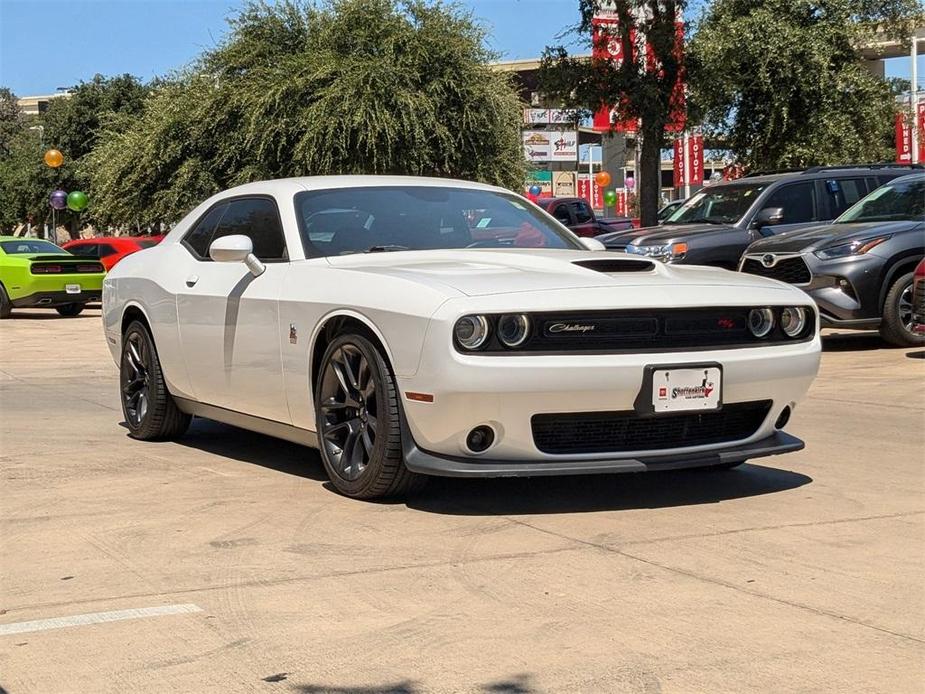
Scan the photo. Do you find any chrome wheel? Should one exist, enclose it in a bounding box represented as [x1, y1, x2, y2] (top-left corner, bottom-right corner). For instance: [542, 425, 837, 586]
[121, 331, 150, 427]
[899, 281, 914, 333]
[319, 343, 378, 482]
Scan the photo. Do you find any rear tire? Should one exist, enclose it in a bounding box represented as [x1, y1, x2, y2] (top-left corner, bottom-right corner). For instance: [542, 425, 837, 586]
[315, 334, 424, 499]
[0, 285, 11, 319]
[120, 320, 191, 440]
[880, 272, 924, 347]
[56, 303, 85, 317]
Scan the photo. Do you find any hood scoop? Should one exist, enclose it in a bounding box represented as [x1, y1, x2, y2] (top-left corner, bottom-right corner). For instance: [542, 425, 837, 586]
[572, 258, 654, 273]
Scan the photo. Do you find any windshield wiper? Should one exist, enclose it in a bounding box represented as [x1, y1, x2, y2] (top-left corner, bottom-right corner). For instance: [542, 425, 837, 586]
[675, 218, 727, 225]
[362, 245, 410, 253]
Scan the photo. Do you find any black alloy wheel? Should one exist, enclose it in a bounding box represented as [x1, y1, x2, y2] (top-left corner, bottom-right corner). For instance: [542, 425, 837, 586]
[315, 334, 423, 499]
[120, 320, 191, 440]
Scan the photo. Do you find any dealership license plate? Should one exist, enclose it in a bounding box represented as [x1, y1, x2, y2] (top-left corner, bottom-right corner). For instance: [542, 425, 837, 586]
[651, 366, 722, 413]
[65, 284, 81, 294]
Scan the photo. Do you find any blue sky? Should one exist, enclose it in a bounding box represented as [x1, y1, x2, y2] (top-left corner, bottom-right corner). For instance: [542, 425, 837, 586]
[0, 0, 921, 96]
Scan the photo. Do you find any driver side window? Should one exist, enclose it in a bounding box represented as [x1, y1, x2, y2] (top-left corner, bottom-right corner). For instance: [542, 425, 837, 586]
[182, 198, 288, 261]
[762, 182, 819, 224]
[551, 204, 572, 226]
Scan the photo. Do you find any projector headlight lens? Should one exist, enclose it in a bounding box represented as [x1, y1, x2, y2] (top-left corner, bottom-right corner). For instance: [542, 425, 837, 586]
[497, 314, 530, 347]
[781, 307, 807, 337]
[454, 315, 490, 350]
[748, 308, 775, 338]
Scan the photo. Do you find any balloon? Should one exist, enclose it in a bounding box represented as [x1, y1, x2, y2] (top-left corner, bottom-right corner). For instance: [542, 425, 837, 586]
[603, 190, 617, 206]
[44, 149, 64, 168]
[594, 171, 611, 188]
[528, 184, 542, 196]
[66, 191, 89, 212]
[49, 190, 68, 210]
[624, 176, 636, 191]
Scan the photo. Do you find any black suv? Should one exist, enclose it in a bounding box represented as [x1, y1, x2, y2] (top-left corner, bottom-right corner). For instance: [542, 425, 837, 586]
[597, 165, 920, 268]
[741, 174, 925, 347]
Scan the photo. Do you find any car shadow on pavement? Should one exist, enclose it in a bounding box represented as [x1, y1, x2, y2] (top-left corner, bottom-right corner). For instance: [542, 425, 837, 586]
[408, 464, 812, 516]
[821, 332, 887, 351]
[906, 350, 925, 359]
[167, 421, 811, 515]
[174, 418, 330, 481]
[293, 673, 535, 693]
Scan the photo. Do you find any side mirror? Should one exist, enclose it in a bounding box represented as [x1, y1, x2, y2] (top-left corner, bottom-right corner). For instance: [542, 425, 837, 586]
[579, 237, 606, 251]
[209, 234, 265, 276]
[752, 207, 785, 229]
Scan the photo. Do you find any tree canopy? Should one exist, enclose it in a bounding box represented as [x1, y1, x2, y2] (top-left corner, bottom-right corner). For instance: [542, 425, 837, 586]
[88, 0, 526, 225]
[540, 1, 688, 227]
[688, 0, 924, 171]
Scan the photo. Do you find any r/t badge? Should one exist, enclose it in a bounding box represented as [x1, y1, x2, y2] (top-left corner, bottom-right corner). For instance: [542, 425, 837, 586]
[289, 323, 298, 344]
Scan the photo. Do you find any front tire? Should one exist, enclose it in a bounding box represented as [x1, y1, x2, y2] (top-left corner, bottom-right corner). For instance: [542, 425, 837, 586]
[315, 334, 423, 499]
[880, 272, 925, 347]
[120, 320, 191, 440]
[56, 303, 85, 317]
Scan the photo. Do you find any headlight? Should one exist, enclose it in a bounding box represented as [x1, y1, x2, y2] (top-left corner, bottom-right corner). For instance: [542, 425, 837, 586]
[497, 314, 530, 347]
[748, 308, 775, 337]
[626, 242, 688, 262]
[780, 307, 807, 337]
[454, 315, 490, 350]
[814, 236, 891, 260]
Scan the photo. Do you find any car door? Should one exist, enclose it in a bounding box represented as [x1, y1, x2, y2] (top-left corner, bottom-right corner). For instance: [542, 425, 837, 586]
[549, 202, 575, 230]
[754, 181, 823, 235]
[568, 199, 598, 237]
[175, 196, 291, 423]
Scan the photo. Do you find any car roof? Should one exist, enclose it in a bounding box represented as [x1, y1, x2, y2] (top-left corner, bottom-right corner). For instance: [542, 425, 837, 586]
[729, 166, 921, 186]
[215, 175, 509, 199]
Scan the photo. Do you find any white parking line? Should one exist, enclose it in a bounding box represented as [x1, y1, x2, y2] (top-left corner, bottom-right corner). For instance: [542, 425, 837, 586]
[0, 604, 203, 636]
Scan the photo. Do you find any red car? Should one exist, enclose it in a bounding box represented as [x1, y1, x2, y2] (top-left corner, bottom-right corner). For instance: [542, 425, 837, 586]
[535, 196, 634, 237]
[912, 259, 925, 335]
[62, 236, 162, 271]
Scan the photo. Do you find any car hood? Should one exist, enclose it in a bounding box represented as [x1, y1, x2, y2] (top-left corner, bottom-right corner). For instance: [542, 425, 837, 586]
[596, 223, 736, 247]
[746, 220, 922, 254]
[324, 248, 791, 298]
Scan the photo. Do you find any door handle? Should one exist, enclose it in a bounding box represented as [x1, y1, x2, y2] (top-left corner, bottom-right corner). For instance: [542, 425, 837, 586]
[185, 275, 199, 287]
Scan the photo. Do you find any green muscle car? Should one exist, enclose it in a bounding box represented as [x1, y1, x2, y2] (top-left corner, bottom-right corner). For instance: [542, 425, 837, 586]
[0, 236, 105, 318]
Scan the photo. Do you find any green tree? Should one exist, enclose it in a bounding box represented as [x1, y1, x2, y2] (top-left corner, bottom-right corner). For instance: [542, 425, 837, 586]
[0, 75, 148, 234]
[688, 0, 924, 171]
[88, 0, 526, 224]
[540, 1, 687, 227]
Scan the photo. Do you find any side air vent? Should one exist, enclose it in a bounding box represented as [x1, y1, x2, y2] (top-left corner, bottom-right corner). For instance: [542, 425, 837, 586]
[572, 259, 655, 273]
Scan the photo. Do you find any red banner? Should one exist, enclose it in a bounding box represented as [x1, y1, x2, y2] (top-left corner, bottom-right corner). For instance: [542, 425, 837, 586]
[591, 17, 638, 133]
[896, 112, 912, 163]
[918, 102, 925, 163]
[577, 174, 605, 210]
[688, 133, 703, 186]
[615, 190, 627, 217]
[673, 137, 686, 188]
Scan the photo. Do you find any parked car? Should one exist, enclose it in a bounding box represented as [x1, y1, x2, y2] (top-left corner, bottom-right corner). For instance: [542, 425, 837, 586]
[912, 259, 925, 336]
[102, 176, 820, 499]
[658, 198, 685, 223]
[535, 196, 634, 236]
[597, 165, 919, 268]
[741, 173, 925, 346]
[0, 236, 105, 318]
[63, 235, 162, 270]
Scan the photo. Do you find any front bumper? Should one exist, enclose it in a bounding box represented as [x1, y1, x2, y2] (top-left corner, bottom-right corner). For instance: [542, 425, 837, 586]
[398, 333, 820, 469]
[402, 419, 804, 477]
[11, 289, 102, 308]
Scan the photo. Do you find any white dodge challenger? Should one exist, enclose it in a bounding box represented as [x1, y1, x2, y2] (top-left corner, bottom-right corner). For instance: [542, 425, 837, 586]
[102, 176, 821, 498]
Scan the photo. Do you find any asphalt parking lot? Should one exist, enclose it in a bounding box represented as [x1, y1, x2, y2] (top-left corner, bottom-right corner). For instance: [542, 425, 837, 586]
[1, 309, 923, 693]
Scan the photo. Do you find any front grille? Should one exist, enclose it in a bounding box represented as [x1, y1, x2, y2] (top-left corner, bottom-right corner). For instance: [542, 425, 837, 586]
[465, 307, 815, 354]
[532, 400, 772, 454]
[742, 256, 811, 284]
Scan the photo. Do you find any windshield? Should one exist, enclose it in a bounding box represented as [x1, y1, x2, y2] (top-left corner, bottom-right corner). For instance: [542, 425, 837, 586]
[0, 239, 66, 255]
[664, 184, 767, 225]
[835, 177, 925, 223]
[295, 186, 583, 257]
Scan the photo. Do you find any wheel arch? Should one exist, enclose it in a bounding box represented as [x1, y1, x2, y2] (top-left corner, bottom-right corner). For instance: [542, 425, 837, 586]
[309, 310, 397, 397]
[121, 301, 153, 336]
[878, 253, 924, 311]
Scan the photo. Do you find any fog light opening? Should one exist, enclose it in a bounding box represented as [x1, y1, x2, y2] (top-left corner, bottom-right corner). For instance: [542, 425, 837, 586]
[466, 426, 495, 453]
[774, 406, 791, 430]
